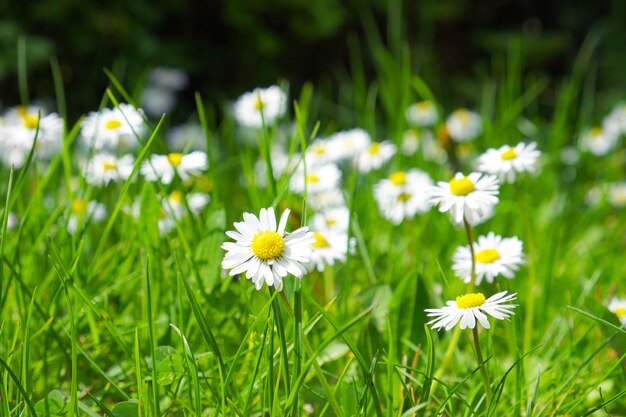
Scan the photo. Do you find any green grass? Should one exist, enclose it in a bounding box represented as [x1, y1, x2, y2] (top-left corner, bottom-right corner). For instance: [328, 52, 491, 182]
[1, 22, 626, 417]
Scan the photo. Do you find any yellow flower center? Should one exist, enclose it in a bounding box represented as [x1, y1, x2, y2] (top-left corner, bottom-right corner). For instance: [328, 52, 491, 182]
[169, 191, 183, 203]
[475, 248, 500, 264]
[102, 161, 117, 171]
[313, 145, 326, 155]
[22, 114, 40, 129]
[251, 231, 285, 260]
[449, 176, 475, 196]
[254, 95, 265, 111]
[105, 119, 123, 130]
[456, 293, 486, 309]
[368, 143, 380, 155]
[416, 101, 431, 110]
[312, 232, 330, 248]
[501, 148, 517, 160]
[397, 192, 412, 202]
[590, 127, 603, 137]
[167, 153, 184, 167]
[455, 108, 470, 123]
[326, 218, 337, 226]
[615, 307, 626, 318]
[389, 171, 406, 186]
[71, 199, 87, 214]
[306, 174, 320, 184]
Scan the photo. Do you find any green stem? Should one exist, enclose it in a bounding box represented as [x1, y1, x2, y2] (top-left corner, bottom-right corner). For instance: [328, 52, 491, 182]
[269, 287, 291, 397]
[472, 327, 492, 405]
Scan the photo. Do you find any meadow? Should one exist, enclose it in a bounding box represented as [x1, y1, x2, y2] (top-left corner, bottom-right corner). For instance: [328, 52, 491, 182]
[1, 23, 626, 417]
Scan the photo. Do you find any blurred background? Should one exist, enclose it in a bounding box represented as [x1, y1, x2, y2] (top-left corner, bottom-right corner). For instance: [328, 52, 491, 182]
[0, 0, 624, 123]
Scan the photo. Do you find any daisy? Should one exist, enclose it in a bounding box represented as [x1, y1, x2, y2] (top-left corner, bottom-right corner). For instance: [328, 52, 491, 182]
[608, 182, 626, 208]
[255, 150, 299, 188]
[290, 163, 342, 195]
[167, 123, 206, 152]
[305, 138, 342, 166]
[328, 128, 371, 161]
[608, 297, 626, 326]
[406, 101, 438, 127]
[141, 151, 208, 184]
[425, 291, 517, 330]
[5, 212, 19, 230]
[602, 103, 626, 138]
[427, 172, 499, 225]
[401, 129, 447, 162]
[307, 188, 346, 211]
[401, 129, 420, 156]
[163, 190, 210, 218]
[80, 104, 146, 151]
[374, 170, 433, 225]
[446, 108, 482, 142]
[67, 199, 107, 234]
[311, 206, 350, 233]
[308, 229, 353, 272]
[354, 140, 396, 173]
[82, 153, 135, 186]
[476, 142, 541, 183]
[233, 85, 287, 128]
[452, 232, 525, 285]
[578, 127, 619, 156]
[222, 207, 314, 290]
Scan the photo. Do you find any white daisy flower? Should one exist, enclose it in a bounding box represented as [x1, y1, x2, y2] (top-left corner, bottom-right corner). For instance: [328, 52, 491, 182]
[141, 86, 177, 117]
[452, 232, 525, 285]
[476, 142, 541, 183]
[401, 129, 420, 156]
[307, 188, 346, 211]
[5, 211, 19, 230]
[579, 127, 619, 156]
[608, 182, 626, 208]
[406, 101, 438, 127]
[163, 190, 210, 217]
[425, 291, 517, 330]
[67, 199, 107, 234]
[141, 151, 208, 184]
[446, 108, 482, 142]
[311, 206, 350, 233]
[305, 138, 342, 166]
[233, 85, 287, 128]
[149, 67, 189, 91]
[608, 297, 626, 326]
[167, 123, 206, 152]
[374, 170, 433, 225]
[602, 103, 626, 138]
[308, 229, 354, 272]
[255, 149, 299, 188]
[354, 140, 396, 173]
[82, 153, 135, 186]
[401, 129, 447, 162]
[221, 207, 314, 290]
[80, 104, 146, 151]
[328, 128, 371, 161]
[427, 172, 499, 225]
[290, 163, 342, 195]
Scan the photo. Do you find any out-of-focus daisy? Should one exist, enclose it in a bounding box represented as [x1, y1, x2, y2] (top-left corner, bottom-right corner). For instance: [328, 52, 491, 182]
[476, 142, 541, 183]
[290, 163, 341, 194]
[446, 108, 482, 142]
[255, 150, 298, 188]
[354, 140, 396, 173]
[305, 138, 342, 166]
[308, 229, 353, 272]
[578, 127, 619, 156]
[428, 172, 499, 225]
[425, 291, 517, 330]
[328, 128, 371, 161]
[67, 199, 107, 234]
[452, 232, 525, 285]
[401, 129, 447, 162]
[311, 206, 350, 233]
[608, 182, 626, 208]
[602, 103, 626, 138]
[374, 170, 433, 225]
[608, 297, 626, 325]
[406, 101, 438, 127]
[163, 190, 210, 218]
[308, 188, 346, 211]
[141, 86, 177, 117]
[80, 104, 146, 151]
[221, 207, 314, 290]
[82, 154, 135, 186]
[401, 129, 420, 156]
[168, 123, 206, 152]
[149, 67, 189, 91]
[4, 212, 19, 230]
[141, 151, 208, 184]
[233, 85, 287, 128]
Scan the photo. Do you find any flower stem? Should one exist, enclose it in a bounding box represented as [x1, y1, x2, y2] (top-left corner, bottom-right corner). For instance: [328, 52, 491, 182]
[471, 326, 492, 405]
[269, 287, 291, 397]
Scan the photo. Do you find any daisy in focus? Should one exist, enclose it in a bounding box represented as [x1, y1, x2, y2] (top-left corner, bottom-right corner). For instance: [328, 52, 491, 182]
[80, 104, 146, 151]
[476, 142, 541, 183]
[233, 85, 287, 128]
[141, 151, 208, 184]
[406, 100, 438, 127]
[608, 297, 626, 326]
[374, 170, 433, 225]
[445, 108, 482, 142]
[426, 291, 517, 330]
[354, 140, 396, 173]
[452, 232, 525, 285]
[290, 163, 342, 194]
[82, 154, 135, 186]
[67, 199, 107, 235]
[427, 172, 499, 225]
[578, 127, 619, 156]
[308, 229, 354, 272]
[221, 207, 314, 290]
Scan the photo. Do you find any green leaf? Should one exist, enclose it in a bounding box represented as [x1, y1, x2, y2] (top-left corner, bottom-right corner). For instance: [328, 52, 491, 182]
[111, 400, 139, 417]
